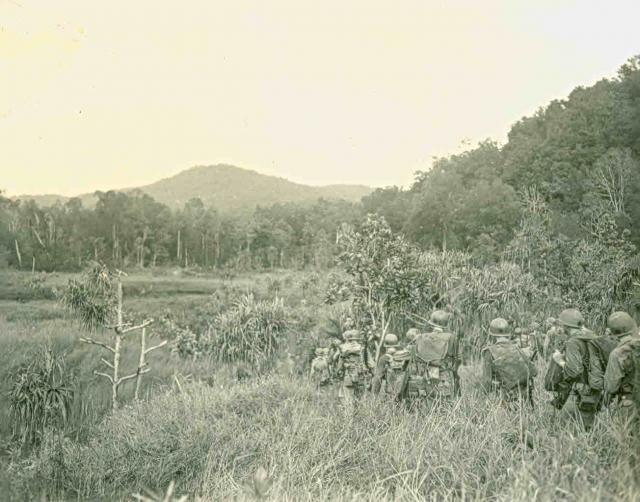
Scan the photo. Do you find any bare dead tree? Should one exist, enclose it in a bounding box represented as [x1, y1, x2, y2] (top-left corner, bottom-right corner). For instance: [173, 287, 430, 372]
[591, 148, 638, 215]
[62, 264, 166, 411]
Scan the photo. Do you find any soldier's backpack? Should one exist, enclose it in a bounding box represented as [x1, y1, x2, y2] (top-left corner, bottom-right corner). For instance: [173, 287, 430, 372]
[339, 341, 366, 386]
[413, 331, 455, 368]
[407, 331, 457, 395]
[631, 339, 640, 408]
[576, 332, 618, 391]
[311, 357, 330, 386]
[390, 348, 411, 372]
[485, 343, 534, 390]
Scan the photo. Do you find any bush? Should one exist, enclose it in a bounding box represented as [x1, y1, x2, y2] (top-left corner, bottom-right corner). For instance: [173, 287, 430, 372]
[9, 347, 75, 447]
[18, 369, 638, 501]
[207, 294, 290, 365]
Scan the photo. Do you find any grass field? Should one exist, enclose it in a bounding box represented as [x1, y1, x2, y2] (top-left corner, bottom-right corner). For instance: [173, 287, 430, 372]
[0, 269, 637, 501]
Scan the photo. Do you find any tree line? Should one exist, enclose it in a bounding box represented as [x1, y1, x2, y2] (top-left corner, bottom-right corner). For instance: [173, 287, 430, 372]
[0, 190, 364, 272]
[1, 55, 639, 274]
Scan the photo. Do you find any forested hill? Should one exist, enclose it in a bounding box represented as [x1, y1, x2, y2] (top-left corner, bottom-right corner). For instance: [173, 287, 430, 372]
[369, 55, 640, 253]
[2, 56, 640, 273]
[17, 164, 372, 212]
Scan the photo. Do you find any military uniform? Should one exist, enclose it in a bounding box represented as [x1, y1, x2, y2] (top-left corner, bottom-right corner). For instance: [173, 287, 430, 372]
[400, 311, 459, 404]
[482, 318, 536, 405]
[546, 325, 567, 357]
[336, 330, 368, 410]
[551, 309, 610, 431]
[604, 312, 639, 426]
[310, 348, 331, 389]
[371, 334, 399, 395]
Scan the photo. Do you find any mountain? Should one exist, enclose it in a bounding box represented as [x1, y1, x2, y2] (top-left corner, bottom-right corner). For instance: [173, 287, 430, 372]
[17, 164, 373, 211]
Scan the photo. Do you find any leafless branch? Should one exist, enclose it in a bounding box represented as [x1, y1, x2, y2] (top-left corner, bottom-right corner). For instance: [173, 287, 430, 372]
[116, 319, 154, 335]
[94, 370, 114, 383]
[118, 369, 150, 386]
[80, 337, 115, 353]
[100, 357, 114, 369]
[144, 339, 167, 355]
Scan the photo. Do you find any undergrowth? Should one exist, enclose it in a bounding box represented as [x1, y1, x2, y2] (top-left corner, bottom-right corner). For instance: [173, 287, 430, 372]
[11, 367, 638, 501]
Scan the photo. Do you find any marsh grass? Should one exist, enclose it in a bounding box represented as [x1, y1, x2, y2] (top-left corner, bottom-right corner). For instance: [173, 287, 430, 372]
[1, 270, 637, 501]
[14, 363, 638, 501]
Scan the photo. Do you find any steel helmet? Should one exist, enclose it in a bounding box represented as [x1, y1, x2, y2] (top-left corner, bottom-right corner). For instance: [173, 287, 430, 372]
[383, 333, 399, 347]
[558, 309, 584, 329]
[489, 318, 510, 336]
[405, 328, 419, 342]
[429, 310, 451, 328]
[607, 311, 638, 338]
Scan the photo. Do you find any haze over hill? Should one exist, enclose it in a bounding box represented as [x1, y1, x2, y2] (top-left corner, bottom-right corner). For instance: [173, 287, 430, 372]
[17, 165, 372, 212]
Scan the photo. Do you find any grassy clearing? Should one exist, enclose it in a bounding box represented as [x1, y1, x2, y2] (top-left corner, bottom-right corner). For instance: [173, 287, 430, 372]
[11, 365, 637, 501]
[1, 269, 637, 501]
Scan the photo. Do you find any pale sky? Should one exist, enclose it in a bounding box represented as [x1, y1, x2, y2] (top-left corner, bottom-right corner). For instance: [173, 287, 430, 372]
[1, 0, 639, 196]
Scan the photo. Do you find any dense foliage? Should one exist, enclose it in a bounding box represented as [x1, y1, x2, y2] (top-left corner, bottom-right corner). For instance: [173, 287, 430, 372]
[3, 56, 640, 279]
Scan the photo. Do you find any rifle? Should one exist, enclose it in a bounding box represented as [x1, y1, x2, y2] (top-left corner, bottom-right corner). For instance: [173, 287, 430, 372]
[550, 382, 573, 410]
[452, 330, 462, 397]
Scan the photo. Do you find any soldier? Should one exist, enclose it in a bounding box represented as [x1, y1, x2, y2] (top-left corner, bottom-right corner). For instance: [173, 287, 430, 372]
[398, 310, 459, 405]
[310, 347, 331, 390]
[550, 308, 616, 431]
[482, 318, 536, 406]
[604, 311, 640, 426]
[405, 328, 420, 347]
[545, 317, 565, 357]
[530, 321, 544, 360]
[371, 333, 399, 395]
[335, 329, 368, 410]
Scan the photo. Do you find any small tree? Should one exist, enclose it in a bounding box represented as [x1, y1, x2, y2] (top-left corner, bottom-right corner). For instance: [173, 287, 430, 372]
[61, 262, 165, 410]
[336, 214, 427, 361]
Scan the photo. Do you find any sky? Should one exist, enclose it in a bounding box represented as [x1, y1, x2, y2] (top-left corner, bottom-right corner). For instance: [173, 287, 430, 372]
[1, 0, 639, 196]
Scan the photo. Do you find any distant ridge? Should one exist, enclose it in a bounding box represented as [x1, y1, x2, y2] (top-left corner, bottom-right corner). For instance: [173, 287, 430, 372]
[16, 164, 372, 211]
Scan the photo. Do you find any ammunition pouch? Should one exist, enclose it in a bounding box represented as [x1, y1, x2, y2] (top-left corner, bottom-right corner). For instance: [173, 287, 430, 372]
[577, 388, 602, 413]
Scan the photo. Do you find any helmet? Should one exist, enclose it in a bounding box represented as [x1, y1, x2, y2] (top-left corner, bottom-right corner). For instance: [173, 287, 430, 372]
[607, 311, 638, 337]
[406, 328, 419, 341]
[383, 333, 398, 347]
[343, 329, 363, 342]
[429, 310, 451, 328]
[489, 318, 510, 336]
[558, 309, 584, 329]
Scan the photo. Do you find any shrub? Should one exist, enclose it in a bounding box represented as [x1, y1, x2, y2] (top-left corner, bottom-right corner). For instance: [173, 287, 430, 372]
[9, 347, 75, 447]
[207, 294, 289, 365]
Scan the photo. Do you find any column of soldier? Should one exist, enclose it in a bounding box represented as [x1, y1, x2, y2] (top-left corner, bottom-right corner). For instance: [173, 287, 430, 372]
[310, 308, 639, 430]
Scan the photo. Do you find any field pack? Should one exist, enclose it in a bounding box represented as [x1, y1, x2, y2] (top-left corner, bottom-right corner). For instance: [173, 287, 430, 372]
[631, 339, 640, 408]
[581, 334, 618, 391]
[485, 343, 532, 390]
[412, 331, 454, 368]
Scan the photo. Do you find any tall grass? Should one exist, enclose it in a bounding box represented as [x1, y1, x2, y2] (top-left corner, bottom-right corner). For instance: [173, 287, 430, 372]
[15, 364, 638, 501]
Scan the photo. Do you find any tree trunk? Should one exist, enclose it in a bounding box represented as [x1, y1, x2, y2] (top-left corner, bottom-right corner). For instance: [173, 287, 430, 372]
[112, 278, 123, 411]
[176, 230, 181, 262]
[134, 327, 146, 401]
[14, 239, 22, 268]
[215, 232, 220, 268]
